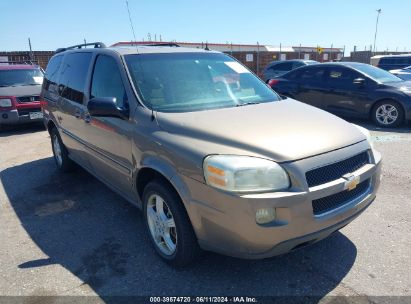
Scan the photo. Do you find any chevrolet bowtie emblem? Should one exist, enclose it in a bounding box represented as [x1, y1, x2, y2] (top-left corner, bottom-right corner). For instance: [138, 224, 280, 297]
[343, 173, 360, 191]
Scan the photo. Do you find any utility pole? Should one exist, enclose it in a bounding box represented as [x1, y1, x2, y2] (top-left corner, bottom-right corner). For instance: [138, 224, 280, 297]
[330, 43, 333, 62]
[28, 38, 33, 60]
[279, 43, 282, 61]
[373, 9, 382, 54]
[256, 41, 260, 76]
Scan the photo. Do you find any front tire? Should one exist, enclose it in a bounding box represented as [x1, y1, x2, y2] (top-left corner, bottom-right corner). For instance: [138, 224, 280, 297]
[143, 180, 200, 267]
[372, 100, 404, 128]
[50, 127, 74, 172]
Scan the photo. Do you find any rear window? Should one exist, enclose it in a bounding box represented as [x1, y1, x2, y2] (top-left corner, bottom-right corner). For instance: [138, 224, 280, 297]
[44, 55, 63, 90]
[0, 68, 43, 87]
[59, 52, 92, 103]
[271, 62, 293, 71]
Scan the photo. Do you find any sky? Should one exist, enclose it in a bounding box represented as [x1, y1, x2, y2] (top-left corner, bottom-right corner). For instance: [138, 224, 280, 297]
[0, 0, 410, 55]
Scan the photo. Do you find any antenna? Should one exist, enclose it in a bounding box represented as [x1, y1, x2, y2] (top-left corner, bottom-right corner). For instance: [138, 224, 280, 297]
[125, 0, 137, 45]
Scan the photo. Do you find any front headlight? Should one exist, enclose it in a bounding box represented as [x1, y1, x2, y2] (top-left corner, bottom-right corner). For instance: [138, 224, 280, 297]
[203, 155, 290, 192]
[352, 124, 374, 149]
[0, 98, 12, 107]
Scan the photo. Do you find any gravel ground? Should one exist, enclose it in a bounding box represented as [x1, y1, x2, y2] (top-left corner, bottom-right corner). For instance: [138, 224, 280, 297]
[0, 120, 410, 303]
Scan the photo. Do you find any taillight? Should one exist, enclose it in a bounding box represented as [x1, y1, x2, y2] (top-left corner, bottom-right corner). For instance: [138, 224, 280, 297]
[268, 79, 280, 87]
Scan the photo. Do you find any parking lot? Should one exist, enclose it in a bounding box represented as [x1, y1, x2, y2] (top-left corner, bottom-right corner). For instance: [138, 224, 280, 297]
[0, 120, 410, 302]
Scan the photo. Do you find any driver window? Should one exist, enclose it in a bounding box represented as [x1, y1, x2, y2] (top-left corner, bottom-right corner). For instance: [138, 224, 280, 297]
[91, 55, 127, 107]
[327, 68, 359, 85]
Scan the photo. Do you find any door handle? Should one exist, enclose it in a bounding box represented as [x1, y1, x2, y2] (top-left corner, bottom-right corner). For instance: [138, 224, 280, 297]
[84, 113, 91, 123]
[74, 109, 81, 119]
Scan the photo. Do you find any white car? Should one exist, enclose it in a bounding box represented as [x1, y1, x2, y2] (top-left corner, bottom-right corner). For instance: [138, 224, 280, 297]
[390, 66, 411, 81]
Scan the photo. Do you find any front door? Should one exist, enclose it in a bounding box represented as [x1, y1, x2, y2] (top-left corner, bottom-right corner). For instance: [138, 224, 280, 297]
[82, 54, 133, 195]
[322, 67, 370, 117]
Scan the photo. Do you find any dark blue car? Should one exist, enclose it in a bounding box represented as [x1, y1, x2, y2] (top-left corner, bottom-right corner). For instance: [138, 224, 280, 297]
[268, 62, 411, 127]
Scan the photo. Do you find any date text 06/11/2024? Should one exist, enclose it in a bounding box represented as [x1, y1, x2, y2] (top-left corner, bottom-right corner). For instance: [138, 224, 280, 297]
[149, 297, 258, 303]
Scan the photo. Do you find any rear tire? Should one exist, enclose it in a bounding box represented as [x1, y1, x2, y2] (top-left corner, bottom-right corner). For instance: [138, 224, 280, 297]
[372, 100, 404, 128]
[142, 180, 201, 267]
[50, 127, 74, 172]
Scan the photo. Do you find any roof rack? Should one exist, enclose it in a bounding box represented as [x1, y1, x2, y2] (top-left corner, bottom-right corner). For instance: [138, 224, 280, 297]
[55, 42, 106, 54]
[0, 60, 39, 66]
[141, 43, 180, 47]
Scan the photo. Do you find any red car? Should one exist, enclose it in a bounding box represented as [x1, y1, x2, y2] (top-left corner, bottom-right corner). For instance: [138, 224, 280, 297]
[0, 62, 44, 130]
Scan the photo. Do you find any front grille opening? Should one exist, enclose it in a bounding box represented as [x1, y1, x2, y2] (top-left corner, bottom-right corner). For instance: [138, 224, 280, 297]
[17, 95, 40, 103]
[312, 179, 371, 215]
[306, 151, 370, 188]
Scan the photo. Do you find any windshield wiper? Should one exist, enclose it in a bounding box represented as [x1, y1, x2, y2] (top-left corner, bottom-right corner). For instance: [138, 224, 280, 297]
[236, 101, 260, 107]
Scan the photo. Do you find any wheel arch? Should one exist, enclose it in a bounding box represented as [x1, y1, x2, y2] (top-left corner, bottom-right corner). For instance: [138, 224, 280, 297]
[370, 98, 406, 118]
[135, 157, 192, 211]
[46, 119, 57, 135]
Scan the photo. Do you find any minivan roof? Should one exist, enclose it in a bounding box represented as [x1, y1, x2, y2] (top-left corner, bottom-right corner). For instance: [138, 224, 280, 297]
[58, 45, 220, 56]
[110, 46, 220, 55]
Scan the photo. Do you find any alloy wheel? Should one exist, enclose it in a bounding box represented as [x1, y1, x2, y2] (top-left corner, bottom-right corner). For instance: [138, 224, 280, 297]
[375, 104, 398, 125]
[146, 194, 177, 256]
[53, 135, 63, 166]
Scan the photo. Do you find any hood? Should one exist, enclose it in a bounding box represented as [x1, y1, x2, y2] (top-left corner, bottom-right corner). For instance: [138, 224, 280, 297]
[0, 85, 42, 97]
[381, 80, 411, 90]
[156, 99, 366, 162]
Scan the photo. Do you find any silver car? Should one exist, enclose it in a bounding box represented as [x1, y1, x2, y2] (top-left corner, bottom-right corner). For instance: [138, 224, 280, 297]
[41, 42, 381, 266]
[390, 66, 411, 81]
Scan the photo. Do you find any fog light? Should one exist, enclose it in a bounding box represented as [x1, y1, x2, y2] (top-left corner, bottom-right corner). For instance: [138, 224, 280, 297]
[256, 208, 276, 224]
[2, 113, 8, 119]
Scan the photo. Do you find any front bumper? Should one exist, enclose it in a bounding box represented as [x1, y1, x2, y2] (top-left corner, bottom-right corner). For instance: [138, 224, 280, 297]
[0, 109, 43, 125]
[182, 140, 382, 259]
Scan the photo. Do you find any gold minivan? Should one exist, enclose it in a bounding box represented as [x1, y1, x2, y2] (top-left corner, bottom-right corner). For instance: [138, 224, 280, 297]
[41, 42, 382, 266]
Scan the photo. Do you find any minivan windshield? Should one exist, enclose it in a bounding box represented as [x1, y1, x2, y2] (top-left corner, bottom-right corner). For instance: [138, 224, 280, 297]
[353, 64, 403, 83]
[0, 68, 43, 87]
[125, 53, 280, 112]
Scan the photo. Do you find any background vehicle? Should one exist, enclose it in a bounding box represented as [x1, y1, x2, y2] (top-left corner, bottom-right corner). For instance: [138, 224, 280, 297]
[268, 62, 411, 127]
[371, 54, 411, 71]
[389, 65, 411, 81]
[0, 61, 44, 130]
[42, 43, 380, 266]
[262, 59, 318, 82]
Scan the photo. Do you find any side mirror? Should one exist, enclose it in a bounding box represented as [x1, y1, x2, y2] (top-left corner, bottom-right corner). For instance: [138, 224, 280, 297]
[353, 78, 365, 85]
[87, 97, 129, 120]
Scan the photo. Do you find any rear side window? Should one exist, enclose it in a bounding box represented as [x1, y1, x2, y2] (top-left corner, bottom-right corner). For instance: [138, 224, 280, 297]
[44, 55, 62, 90]
[90, 55, 127, 108]
[298, 67, 325, 81]
[59, 52, 92, 104]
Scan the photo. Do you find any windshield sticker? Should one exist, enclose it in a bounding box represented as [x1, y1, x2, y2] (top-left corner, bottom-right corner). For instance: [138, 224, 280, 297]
[224, 62, 250, 74]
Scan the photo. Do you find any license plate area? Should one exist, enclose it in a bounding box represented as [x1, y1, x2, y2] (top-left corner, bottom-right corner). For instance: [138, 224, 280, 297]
[29, 112, 43, 120]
